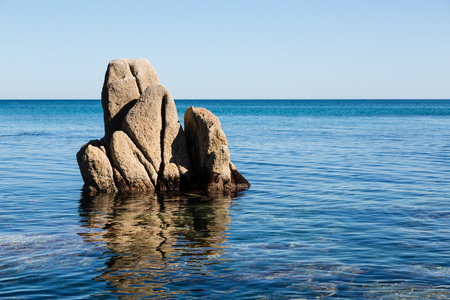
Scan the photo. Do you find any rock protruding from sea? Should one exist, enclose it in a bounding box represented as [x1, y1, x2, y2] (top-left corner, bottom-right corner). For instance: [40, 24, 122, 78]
[77, 58, 250, 193]
[184, 107, 250, 191]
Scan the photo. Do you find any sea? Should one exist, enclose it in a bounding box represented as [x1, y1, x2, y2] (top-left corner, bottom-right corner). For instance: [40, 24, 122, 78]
[1, 99, 450, 299]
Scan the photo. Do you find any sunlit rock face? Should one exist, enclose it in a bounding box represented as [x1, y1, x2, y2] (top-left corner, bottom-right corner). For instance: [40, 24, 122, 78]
[77, 58, 250, 193]
[102, 58, 160, 143]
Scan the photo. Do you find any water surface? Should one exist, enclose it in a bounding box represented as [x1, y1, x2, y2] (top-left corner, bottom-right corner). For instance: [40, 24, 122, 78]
[1, 100, 450, 299]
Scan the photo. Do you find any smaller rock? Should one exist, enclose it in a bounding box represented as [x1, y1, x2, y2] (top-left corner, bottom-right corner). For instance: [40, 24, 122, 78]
[184, 106, 250, 191]
[109, 131, 156, 192]
[77, 140, 117, 193]
[230, 162, 251, 189]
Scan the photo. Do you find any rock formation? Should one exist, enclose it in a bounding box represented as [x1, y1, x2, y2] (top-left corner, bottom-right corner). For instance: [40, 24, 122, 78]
[77, 58, 250, 193]
[184, 107, 250, 191]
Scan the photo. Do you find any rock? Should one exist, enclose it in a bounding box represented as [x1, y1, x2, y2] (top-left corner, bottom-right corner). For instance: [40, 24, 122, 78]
[77, 58, 249, 194]
[112, 167, 131, 193]
[230, 161, 251, 189]
[184, 106, 250, 191]
[101, 58, 160, 143]
[109, 131, 156, 192]
[77, 140, 117, 193]
[129, 59, 160, 93]
[123, 84, 191, 191]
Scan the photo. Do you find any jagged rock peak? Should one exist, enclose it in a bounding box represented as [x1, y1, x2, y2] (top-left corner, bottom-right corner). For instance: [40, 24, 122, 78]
[77, 58, 249, 194]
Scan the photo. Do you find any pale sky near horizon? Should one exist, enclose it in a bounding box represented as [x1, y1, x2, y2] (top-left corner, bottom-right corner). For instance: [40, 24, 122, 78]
[0, 0, 449, 99]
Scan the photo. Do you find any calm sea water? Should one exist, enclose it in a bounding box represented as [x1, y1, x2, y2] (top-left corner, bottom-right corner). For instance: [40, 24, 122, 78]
[1, 100, 450, 299]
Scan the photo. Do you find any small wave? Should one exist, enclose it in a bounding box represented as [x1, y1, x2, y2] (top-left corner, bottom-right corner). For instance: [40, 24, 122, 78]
[0, 132, 52, 138]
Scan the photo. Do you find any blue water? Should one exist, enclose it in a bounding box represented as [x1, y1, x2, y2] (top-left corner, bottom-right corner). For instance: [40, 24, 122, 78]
[1, 100, 450, 299]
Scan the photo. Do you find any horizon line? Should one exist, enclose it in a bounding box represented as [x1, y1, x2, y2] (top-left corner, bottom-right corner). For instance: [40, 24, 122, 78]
[1, 98, 450, 101]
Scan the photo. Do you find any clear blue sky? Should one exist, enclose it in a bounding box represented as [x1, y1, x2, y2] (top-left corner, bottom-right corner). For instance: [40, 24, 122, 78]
[0, 0, 449, 99]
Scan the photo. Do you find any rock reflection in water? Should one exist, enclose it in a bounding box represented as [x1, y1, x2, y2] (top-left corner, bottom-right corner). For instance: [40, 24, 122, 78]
[79, 191, 238, 298]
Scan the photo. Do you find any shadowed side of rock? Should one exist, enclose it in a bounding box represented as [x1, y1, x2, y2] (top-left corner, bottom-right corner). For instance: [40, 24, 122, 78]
[184, 106, 250, 191]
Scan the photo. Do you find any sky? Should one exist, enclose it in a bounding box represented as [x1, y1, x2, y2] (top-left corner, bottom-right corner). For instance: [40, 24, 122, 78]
[0, 0, 449, 99]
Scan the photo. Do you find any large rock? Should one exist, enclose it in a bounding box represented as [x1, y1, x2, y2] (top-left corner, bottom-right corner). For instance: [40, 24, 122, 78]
[101, 58, 160, 143]
[184, 107, 250, 191]
[123, 84, 191, 191]
[77, 58, 249, 194]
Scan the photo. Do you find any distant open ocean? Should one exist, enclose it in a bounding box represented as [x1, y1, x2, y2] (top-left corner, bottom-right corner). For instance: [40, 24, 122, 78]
[1, 99, 450, 299]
